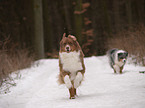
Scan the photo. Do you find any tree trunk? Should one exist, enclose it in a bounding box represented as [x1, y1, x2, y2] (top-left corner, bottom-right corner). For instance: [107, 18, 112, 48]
[113, 0, 120, 32]
[74, 0, 83, 45]
[63, 0, 72, 32]
[101, 0, 112, 36]
[51, 1, 63, 50]
[33, 0, 45, 59]
[42, 0, 53, 52]
[137, 0, 144, 24]
[126, 0, 132, 28]
[91, 0, 108, 55]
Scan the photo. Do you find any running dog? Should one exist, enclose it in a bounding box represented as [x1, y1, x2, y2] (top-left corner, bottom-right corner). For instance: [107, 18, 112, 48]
[107, 48, 128, 74]
[58, 33, 85, 99]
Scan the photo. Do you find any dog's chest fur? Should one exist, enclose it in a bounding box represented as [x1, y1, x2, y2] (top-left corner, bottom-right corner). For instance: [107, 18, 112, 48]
[59, 51, 83, 73]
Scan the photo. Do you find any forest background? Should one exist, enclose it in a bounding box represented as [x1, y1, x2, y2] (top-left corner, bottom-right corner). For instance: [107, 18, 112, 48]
[0, 0, 145, 58]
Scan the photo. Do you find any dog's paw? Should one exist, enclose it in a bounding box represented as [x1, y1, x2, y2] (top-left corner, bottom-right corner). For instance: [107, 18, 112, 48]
[70, 96, 75, 99]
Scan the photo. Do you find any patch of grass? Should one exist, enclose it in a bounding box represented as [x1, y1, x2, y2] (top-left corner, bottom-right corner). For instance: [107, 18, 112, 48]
[0, 37, 35, 93]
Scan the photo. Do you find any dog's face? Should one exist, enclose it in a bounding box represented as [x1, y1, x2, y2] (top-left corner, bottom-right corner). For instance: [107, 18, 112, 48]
[118, 52, 128, 63]
[60, 35, 79, 53]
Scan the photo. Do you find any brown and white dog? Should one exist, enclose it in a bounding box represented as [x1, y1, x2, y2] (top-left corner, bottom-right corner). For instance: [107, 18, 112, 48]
[58, 33, 85, 99]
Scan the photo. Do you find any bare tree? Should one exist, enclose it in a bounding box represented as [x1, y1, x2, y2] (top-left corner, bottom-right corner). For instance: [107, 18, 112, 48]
[33, 0, 44, 59]
[113, 0, 120, 32]
[126, 0, 132, 28]
[74, 0, 83, 45]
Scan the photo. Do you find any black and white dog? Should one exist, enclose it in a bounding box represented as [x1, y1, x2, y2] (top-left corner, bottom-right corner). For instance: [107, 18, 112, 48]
[107, 48, 128, 74]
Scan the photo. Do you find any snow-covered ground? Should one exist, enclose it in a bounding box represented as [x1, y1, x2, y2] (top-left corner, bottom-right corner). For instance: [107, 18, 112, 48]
[0, 56, 145, 108]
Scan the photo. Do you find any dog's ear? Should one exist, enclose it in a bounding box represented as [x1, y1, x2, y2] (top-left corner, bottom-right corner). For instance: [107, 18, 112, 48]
[68, 35, 77, 41]
[62, 33, 66, 39]
[118, 53, 123, 58]
[125, 52, 128, 57]
[76, 41, 84, 57]
[68, 35, 85, 57]
[60, 33, 66, 46]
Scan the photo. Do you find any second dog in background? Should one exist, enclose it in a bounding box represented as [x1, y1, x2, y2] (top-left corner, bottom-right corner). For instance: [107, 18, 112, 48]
[107, 48, 128, 74]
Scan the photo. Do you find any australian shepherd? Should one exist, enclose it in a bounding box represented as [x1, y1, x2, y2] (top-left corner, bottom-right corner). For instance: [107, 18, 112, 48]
[58, 33, 85, 99]
[107, 48, 128, 74]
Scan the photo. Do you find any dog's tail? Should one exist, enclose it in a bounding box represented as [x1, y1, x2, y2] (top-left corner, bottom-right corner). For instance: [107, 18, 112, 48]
[57, 74, 64, 85]
[107, 48, 118, 68]
[107, 48, 118, 56]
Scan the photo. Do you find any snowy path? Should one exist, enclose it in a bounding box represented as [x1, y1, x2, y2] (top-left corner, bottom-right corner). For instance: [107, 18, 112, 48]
[0, 56, 145, 108]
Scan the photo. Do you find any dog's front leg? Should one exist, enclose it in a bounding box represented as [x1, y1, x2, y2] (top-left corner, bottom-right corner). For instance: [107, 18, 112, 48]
[64, 75, 72, 89]
[69, 86, 76, 99]
[74, 72, 83, 89]
[113, 65, 120, 73]
[120, 66, 123, 74]
[64, 75, 75, 99]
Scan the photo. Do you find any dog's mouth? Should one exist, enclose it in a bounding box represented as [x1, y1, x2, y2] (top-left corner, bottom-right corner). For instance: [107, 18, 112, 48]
[119, 58, 126, 63]
[65, 45, 71, 53]
[66, 49, 71, 53]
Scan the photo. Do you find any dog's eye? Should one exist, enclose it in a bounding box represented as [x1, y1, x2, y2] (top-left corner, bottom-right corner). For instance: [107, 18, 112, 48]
[69, 42, 73, 46]
[64, 43, 67, 46]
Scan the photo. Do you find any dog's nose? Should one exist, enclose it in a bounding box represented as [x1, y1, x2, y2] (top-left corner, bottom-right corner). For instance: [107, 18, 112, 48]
[123, 59, 126, 63]
[65, 45, 70, 52]
[66, 47, 69, 50]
